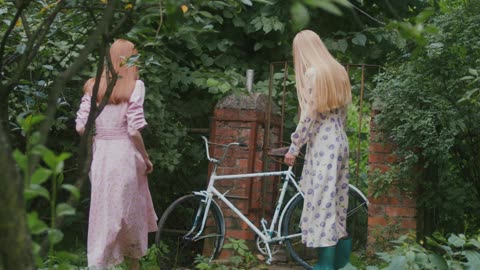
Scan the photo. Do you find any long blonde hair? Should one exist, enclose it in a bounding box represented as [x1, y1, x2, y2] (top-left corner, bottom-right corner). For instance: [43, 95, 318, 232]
[83, 39, 138, 104]
[293, 30, 351, 113]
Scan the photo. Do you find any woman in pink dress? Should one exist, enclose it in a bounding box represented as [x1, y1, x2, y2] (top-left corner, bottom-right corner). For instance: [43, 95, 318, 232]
[76, 39, 158, 270]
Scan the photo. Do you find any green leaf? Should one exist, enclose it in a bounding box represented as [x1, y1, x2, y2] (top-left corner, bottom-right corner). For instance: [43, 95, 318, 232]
[12, 149, 27, 172]
[31, 168, 52, 185]
[57, 263, 74, 270]
[26, 114, 46, 126]
[42, 150, 70, 174]
[241, 0, 253, 6]
[207, 78, 219, 87]
[199, 11, 214, 19]
[232, 17, 245, 27]
[468, 68, 478, 76]
[27, 212, 49, 235]
[58, 152, 72, 162]
[196, 262, 210, 269]
[252, 0, 274, 4]
[200, 54, 214, 66]
[415, 8, 434, 24]
[31, 144, 48, 156]
[218, 84, 231, 93]
[460, 76, 475, 81]
[352, 33, 367, 46]
[448, 234, 466, 248]
[48, 228, 64, 245]
[56, 203, 76, 217]
[304, 0, 343, 16]
[291, 3, 310, 31]
[41, 148, 58, 171]
[57, 172, 65, 184]
[61, 184, 80, 200]
[385, 255, 406, 270]
[55, 251, 79, 262]
[428, 254, 448, 270]
[335, 0, 353, 8]
[254, 42, 263, 51]
[24, 184, 50, 201]
[463, 250, 480, 269]
[469, 239, 480, 249]
[337, 39, 348, 53]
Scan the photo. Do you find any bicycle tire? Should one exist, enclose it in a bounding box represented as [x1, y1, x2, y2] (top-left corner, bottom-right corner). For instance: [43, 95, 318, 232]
[282, 188, 368, 269]
[155, 194, 225, 269]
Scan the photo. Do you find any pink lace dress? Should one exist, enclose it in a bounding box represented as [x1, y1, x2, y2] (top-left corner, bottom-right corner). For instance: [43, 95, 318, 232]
[76, 80, 158, 269]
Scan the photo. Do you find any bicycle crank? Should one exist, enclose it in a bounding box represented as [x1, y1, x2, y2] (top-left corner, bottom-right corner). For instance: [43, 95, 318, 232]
[255, 230, 281, 256]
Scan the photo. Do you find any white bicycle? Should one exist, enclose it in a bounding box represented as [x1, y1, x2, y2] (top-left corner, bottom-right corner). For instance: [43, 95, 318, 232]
[155, 136, 369, 269]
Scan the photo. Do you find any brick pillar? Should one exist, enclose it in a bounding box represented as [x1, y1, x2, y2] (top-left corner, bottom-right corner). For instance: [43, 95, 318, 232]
[209, 93, 281, 258]
[367, 110, 417, 254]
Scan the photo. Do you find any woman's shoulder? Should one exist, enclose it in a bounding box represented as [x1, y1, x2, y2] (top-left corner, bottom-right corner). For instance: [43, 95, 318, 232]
[135, 79, 145, 87]
[129, 80, 145, 102]
[133, 79, 145, 92]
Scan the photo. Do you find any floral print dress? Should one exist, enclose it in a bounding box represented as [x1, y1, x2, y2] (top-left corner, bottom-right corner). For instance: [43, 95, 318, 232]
[288, 68, 350, 248]
[76, 80, 158, 268]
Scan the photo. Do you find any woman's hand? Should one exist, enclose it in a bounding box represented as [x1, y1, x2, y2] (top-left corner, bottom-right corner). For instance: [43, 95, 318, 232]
[144, 157, 153, 174]
[284, 152, 296, 166]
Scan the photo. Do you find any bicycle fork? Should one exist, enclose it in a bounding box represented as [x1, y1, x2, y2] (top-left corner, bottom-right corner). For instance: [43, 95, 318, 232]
[186, 191, 214, 241]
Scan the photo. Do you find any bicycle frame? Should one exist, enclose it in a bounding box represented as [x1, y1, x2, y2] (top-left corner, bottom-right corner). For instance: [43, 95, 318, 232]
[188, 136, 309, 264]
[193, 166, 304, 264]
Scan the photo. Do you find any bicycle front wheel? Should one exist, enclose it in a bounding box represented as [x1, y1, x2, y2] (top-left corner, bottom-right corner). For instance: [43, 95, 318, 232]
[155, 194, 225, 269]
[282, 188, 368, 269]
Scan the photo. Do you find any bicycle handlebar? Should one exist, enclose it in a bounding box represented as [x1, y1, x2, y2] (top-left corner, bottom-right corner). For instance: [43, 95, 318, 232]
[201, 136, 246, 164]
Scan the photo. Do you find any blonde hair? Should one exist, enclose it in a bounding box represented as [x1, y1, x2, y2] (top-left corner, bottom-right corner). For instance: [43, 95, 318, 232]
[293, 30, 351, 113]
[84, 39, 138, 104]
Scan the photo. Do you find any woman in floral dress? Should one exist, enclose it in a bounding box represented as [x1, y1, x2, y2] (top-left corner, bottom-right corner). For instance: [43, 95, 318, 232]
[76, 39, 157, 270]
[284, 30, 352, 270]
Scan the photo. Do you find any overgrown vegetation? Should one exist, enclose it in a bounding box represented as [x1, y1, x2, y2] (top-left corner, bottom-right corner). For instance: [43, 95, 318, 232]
[3, 0, 480, 269]
[372, 1, 480, 234]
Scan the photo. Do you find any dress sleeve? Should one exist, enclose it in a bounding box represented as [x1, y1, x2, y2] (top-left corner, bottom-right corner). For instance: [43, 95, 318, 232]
[288, 70, 318, 156]
[127, 80, 148, 133]
[75, 94, 91, 131]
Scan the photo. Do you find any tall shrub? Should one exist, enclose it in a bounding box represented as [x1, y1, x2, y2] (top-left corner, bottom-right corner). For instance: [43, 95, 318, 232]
[372, 2, 480, 233]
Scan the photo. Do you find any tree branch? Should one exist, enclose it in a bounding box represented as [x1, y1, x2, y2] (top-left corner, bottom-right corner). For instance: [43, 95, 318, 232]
[21, 13, 32, 41]
[0, 1, 32, 86]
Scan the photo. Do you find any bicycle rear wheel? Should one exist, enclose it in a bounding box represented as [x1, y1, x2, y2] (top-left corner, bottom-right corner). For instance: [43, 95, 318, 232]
[155, 194, 225, 269]
[282, 188, 368, 269]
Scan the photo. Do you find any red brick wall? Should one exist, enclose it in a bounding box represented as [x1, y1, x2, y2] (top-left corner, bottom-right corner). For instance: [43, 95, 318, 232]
[367, 111, 417, 254]
[210, 107, 281, 258]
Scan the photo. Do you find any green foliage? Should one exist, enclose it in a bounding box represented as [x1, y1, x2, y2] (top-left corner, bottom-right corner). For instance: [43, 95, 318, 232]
[459, 68, 480, 104]
[346, 95, 371, 191]
[291, 0, 352, 30]
[367, 232, 480, 270]
[13, 113, 78, 268]
[194, 238, 267, 270]
[139, 245, 163, 270]
[372, 1, 480, 233]
[3, 0, 463, 266]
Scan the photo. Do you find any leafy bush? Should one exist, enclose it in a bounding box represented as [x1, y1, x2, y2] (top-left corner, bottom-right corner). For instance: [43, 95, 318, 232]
[367, 232, 480, 270]
[194, 238, 267, 270]
[372, 2, 480, 233]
